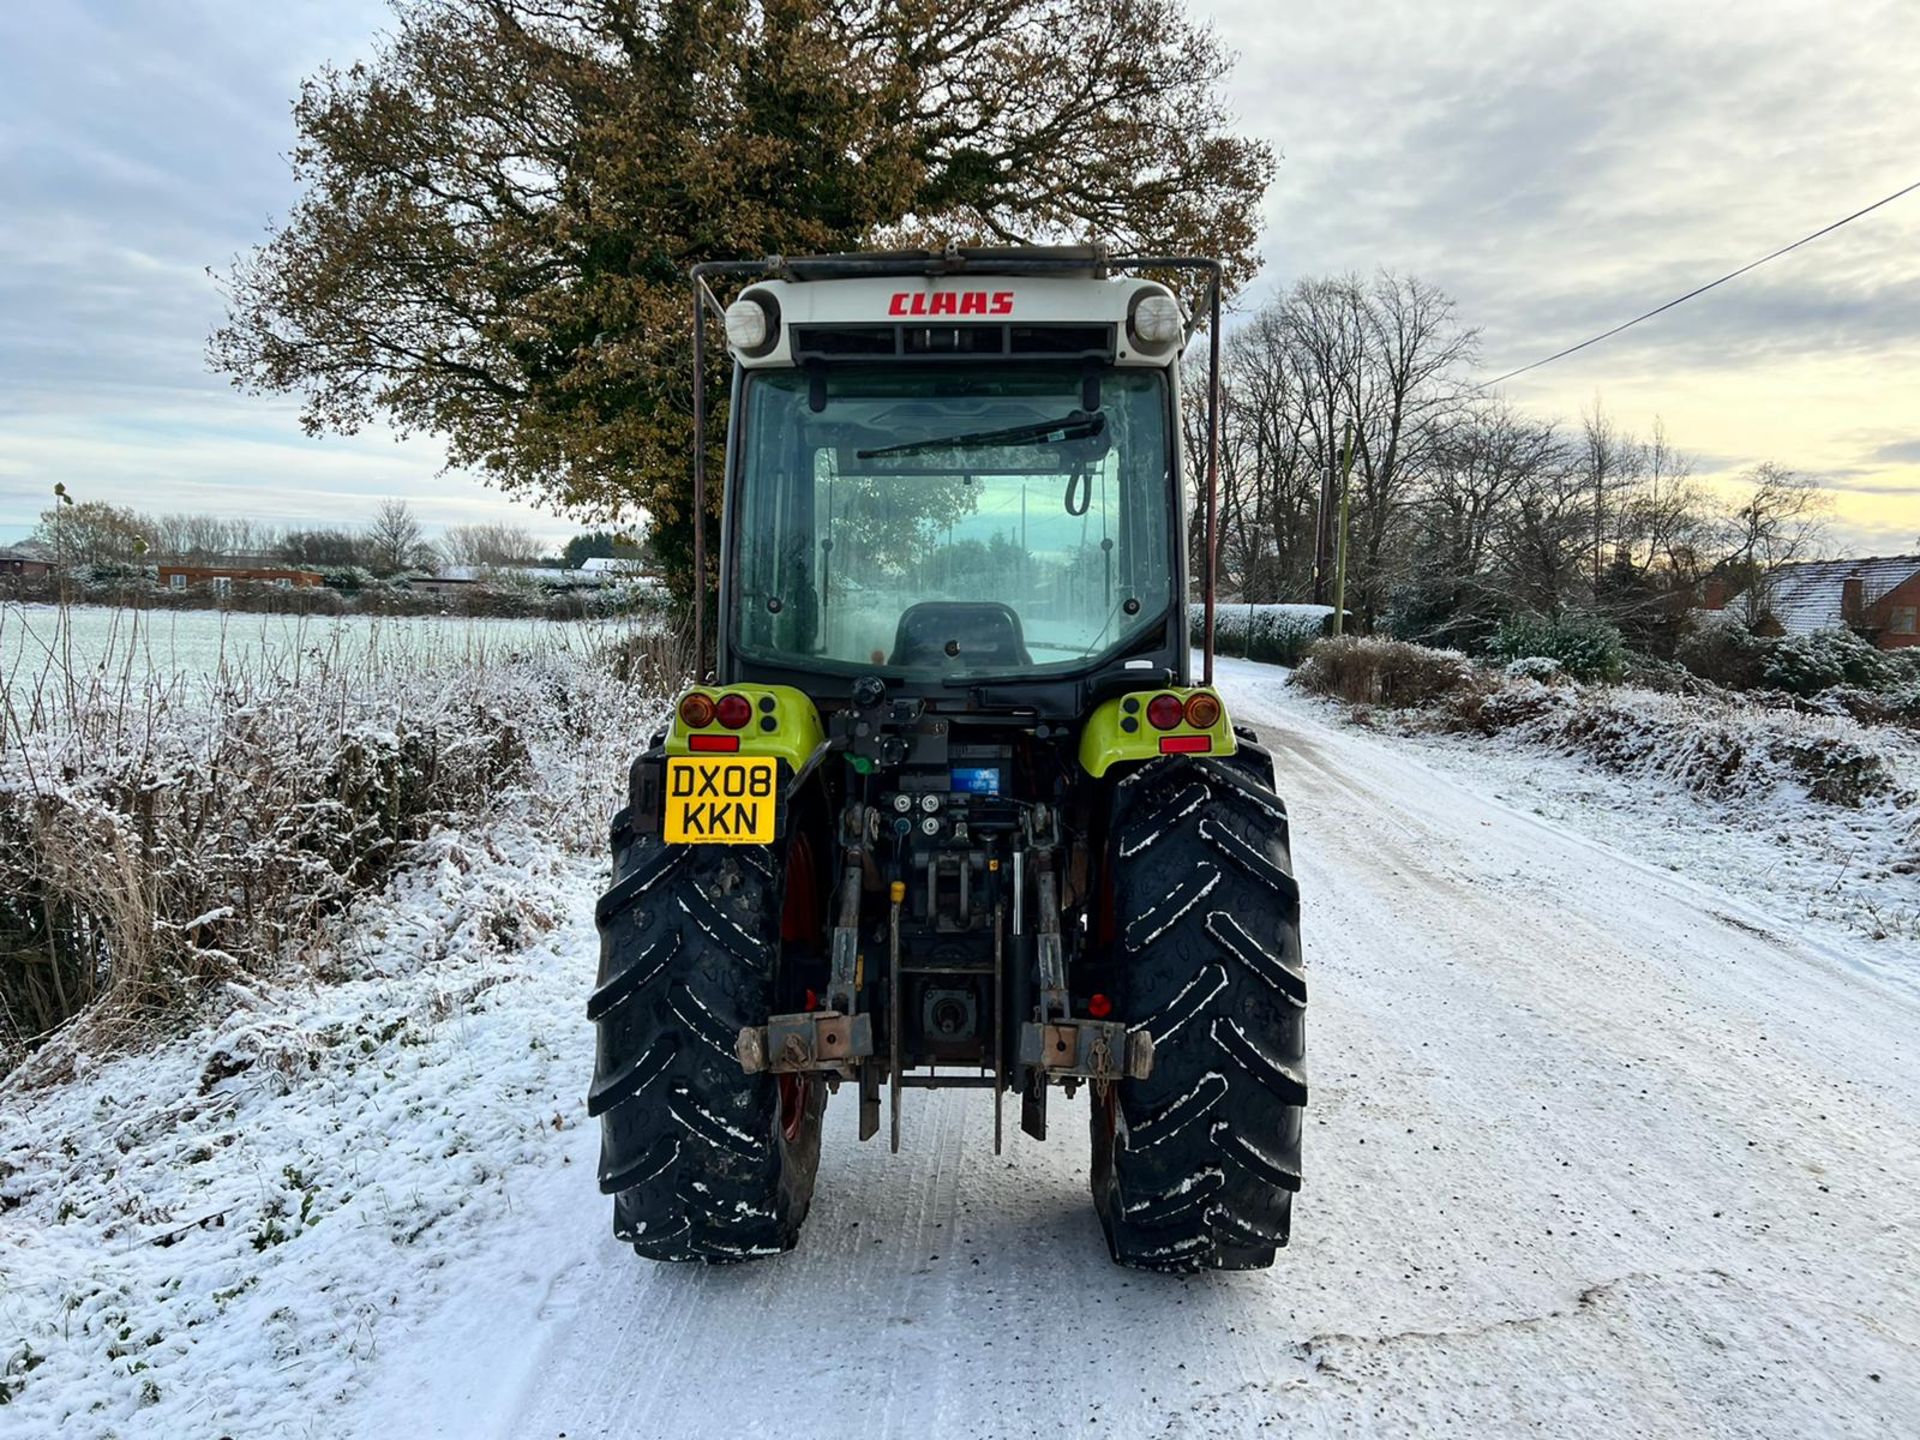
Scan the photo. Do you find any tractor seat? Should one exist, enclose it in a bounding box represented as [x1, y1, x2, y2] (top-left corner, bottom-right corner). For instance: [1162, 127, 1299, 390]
[889, 601, 1033, 669]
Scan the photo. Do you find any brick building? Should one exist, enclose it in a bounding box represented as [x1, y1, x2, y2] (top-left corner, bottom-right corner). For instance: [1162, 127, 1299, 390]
[1723, 556, 1920, 651]
[155, 564, 325, 593]
[0, 546, 54, 578]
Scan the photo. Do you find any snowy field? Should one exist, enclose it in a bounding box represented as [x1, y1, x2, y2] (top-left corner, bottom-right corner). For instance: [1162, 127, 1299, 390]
[4, 654, 1919, 1437]
[0, 602, 635, 696]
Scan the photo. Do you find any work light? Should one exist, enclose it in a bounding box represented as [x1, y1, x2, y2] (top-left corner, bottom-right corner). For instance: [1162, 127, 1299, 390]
[724, 293, 779, 355]
[1128, 292, 1183, 350]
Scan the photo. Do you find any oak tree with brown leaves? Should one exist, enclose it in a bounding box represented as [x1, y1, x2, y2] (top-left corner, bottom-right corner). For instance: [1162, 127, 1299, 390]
[210, 0, 1274, 590]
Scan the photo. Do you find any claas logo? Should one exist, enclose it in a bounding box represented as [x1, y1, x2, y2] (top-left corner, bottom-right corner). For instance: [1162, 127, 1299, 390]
[889, 291, 1015, 317]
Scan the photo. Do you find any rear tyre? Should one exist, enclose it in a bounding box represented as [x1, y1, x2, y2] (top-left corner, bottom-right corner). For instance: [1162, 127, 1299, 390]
[1092, 741, 1307, 1272]
[588, 801, 823, 1262]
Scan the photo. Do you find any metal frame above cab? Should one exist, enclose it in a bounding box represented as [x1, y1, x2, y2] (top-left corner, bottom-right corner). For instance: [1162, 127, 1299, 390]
[686, 246, 1228, 694]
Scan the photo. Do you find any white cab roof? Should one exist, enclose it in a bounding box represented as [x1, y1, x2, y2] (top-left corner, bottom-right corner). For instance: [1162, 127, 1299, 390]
[727, 274, 1183, 369]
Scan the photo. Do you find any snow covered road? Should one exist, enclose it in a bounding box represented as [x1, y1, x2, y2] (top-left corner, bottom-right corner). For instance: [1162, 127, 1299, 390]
[346, 659, 1920, 1439]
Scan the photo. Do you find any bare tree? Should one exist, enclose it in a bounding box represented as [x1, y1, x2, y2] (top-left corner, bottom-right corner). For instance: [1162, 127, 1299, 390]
[1721, 464, 1830, 626]
[226, 517, 281, 562]
[1196, 272, 1477, 620]
[1576, 399, 1646, 590]
[1482, 434, 1591, 618]
[1617, 416, 1708, 576]
[364, 499, 435, 576]
[33, 499, 144, 566]
[1167, 267, 1839, 654]
[442, 521, 541, 568]
[1222, 305, 1319, 601]
[1342, 274, 1478, 621]
[1279, 277, 1369, 603]
[1428, 403, 1561, 573]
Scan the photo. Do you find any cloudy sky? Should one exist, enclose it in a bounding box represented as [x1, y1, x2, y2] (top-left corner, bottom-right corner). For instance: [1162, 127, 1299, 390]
[2, 1, 1917, 552]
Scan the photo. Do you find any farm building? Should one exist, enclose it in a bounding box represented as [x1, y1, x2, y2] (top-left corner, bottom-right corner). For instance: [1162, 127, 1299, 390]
[156, 563, 325, 592]
[578, 555, 651, 577]
[0, 545, 55, 577]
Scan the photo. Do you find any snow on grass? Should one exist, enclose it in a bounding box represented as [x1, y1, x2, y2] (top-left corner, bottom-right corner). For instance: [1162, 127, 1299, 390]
[0, 609, 669, 1434]
[0, 818, 602, 1436]
[0, 602, 644, 686]
[1275, 658, 1920, 959]
[1470, 687, 1919, 954]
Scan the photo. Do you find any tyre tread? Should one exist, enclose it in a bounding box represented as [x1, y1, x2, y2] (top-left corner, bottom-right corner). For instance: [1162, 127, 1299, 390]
[591, 829, 819, 1263]
[1094, 745, 1307, 1273]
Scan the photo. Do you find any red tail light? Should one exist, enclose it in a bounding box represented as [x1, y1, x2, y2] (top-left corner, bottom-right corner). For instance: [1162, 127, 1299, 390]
[715, 693, 752, 730]
[1145, 693, 1184, 731]
[688, 732, 740, 753]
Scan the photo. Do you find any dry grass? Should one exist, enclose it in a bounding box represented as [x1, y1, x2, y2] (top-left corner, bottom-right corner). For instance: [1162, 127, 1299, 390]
[0, 605, 675, 1072]
[1294, 636, 1482, 708]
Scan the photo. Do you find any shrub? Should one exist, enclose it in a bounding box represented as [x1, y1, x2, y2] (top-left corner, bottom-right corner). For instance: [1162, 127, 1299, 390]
[322, 566, 375, 592]
[1621, 649, 1717, 695]
[1488, 611, 1625, 682]
[1769, 735, 1894, 805]
[1884, 649, 1920, 686]
[1480, 687, 1896, 809]
[0, 615, 665, 1062]
[1502, 655, 1567, 683]
[1761, 628, 1894, 697]
[1192, 603, 1335, 666]
[1676, 612, 1770, 689]
[1295, 636, 1478, 707]
[1448, 680, 1572, 736]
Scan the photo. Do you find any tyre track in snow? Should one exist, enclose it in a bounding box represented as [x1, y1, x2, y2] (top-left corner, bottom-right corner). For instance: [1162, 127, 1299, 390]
[348, 659, 1920, 1439]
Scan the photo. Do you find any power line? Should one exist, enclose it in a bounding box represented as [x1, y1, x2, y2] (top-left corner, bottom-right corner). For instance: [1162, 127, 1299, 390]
[1478, 177, 1920, 389]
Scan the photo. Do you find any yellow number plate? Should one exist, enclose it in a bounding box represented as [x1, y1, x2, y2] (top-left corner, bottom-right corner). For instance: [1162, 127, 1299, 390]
[664, 756, 778, 844]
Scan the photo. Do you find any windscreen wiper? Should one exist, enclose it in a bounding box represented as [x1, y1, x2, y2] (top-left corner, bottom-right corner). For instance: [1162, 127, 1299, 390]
[856, 409, 1105, 460]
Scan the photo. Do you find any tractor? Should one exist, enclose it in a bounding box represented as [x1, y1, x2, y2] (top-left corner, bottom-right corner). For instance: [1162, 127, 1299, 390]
[587, 248, 1306, 1272]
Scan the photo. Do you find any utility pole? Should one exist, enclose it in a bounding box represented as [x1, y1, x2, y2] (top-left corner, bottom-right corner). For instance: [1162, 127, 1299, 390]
[1332, 421, 1354, 636]
[1311, 438, 1335, 605]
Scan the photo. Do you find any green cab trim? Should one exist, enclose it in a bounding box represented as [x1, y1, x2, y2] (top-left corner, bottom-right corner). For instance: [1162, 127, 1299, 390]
[664, 683, 826, 773]
[1078, 686, 1237, 778]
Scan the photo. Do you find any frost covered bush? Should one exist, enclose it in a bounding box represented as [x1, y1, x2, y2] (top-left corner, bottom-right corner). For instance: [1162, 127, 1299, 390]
[1811, 681, 1920, 731]
[1192, 602, 1334, 665]
[0, 610, 666, 1063]
[1457, 679, 1900, 808]
[1621, 650, 1715, 696]
[1295, 636, 1478, 707]
[321, 565, 376, 591]
[1761, 627, 1894, 697]
[1676, 611, 1769, 689]
[1502, 655, 1567, 683]
[1448, 679, 1572, 736]
[1488, 611, 1625, 682]
[1885, 648, 1920, 686]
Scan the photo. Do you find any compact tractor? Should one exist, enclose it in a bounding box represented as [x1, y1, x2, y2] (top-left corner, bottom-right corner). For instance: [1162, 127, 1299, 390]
[588, 248, 1306, 1272]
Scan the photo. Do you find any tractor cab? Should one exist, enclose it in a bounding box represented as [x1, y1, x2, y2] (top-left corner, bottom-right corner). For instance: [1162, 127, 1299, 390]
[711, 255, 1193, 710]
